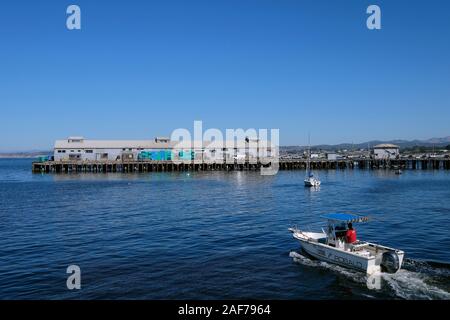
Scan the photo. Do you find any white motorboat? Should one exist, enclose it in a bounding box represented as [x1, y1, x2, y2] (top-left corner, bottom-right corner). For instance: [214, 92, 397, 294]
[289, 213, 404, 275]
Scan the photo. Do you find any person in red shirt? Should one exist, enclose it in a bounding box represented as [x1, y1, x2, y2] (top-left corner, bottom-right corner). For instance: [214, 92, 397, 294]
[346, 223, 357, 244]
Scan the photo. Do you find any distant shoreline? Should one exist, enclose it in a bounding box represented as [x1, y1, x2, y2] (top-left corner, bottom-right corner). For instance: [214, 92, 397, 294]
[0, 136, 449, 159]
[0, 156, 39, 159]
[0, 152, 50, 159]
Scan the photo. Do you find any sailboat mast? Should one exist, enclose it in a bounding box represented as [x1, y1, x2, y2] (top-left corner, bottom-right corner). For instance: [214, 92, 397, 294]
[307, 133, 311, 173]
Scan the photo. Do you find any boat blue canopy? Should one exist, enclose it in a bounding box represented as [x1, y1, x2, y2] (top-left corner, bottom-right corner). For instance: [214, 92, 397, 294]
[320, 213, 370, 223]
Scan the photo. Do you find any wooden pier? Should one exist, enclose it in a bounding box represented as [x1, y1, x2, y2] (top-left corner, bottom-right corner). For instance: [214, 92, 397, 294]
[32, 158, 450, 173]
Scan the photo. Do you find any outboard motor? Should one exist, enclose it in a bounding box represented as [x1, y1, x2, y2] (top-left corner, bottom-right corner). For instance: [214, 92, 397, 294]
[381, 251, 400, 273]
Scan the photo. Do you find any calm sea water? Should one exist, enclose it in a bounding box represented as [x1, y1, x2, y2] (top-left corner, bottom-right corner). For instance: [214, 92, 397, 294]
[0, 159, 449, 300]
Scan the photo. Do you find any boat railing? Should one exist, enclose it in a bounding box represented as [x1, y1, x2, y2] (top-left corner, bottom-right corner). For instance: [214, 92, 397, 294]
[288, 222, 327, 236]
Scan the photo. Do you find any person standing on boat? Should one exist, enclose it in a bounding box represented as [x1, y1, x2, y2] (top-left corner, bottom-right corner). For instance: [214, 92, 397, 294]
[345, 223, 357, 243]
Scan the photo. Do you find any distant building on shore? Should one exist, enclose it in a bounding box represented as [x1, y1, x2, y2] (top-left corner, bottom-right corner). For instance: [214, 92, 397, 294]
[326, 152, 338, 161]
[373, 144, 400, 160]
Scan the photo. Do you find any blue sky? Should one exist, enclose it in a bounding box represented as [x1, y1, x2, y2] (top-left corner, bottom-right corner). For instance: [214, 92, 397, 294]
[1, 0, 449, 150]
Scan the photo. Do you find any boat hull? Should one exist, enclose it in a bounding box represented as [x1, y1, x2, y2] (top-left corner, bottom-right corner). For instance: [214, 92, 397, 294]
[298, 238, 378, 274]
[304, 178, 321, 187]
[290, 229, 406, 274]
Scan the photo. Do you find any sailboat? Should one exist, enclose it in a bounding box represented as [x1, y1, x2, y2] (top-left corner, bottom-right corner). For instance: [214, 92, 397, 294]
[304, 135, 321, 187]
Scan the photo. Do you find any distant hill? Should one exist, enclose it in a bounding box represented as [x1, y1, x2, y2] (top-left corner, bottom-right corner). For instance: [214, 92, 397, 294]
[0, 151, 52, 159]
[422, 136, 450, 144]
[282, 136, 450, 151]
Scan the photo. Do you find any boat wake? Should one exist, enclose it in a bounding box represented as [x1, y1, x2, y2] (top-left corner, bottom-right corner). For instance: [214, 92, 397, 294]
[290, 251, 450, 300]
[382, 258, 450, 300]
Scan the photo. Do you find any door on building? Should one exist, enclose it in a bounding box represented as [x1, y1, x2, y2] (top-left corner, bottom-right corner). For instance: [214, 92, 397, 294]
[96, 153, 109, 160]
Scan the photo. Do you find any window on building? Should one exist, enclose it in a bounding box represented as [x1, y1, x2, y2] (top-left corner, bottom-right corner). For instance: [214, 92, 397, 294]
[85, 150, 93, 153]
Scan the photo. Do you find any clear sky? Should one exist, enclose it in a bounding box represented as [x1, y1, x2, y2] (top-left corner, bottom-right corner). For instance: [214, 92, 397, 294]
[1, 0, 449, 150]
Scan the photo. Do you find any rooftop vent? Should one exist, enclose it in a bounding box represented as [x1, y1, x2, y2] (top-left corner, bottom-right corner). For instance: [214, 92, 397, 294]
[155, 137, 170, 143]
[68, 136, 84, 143]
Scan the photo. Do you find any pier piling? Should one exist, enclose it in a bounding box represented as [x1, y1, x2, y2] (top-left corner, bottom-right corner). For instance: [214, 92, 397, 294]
[32, 158, 450, 174]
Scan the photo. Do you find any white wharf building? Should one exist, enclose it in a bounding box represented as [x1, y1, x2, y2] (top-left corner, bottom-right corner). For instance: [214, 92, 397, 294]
[53, 136, 274, 163]
[54, 137, 171, 161]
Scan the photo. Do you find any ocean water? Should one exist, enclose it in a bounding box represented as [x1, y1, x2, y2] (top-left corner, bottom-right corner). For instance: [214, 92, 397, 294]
[0, 158, 449, 300]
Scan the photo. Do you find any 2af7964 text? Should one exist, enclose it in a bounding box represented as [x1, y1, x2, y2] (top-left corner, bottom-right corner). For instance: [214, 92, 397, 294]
[178, 304, 271, 318]
[222, 304, 271, 316]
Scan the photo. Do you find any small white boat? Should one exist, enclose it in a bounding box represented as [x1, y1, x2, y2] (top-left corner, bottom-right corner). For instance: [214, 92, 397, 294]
[393, 165, 402, 175]
[304, 136, 321, 187]
[304, 174, 321, 187]
[289, 213, 404, 275]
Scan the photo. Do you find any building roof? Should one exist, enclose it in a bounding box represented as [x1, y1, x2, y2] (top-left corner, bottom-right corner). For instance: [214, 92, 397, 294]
[373, 143, 400, 149]
[55, 140, 171, 149]
[55, 138, 272, 150]
[320, 213, 370, 223]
